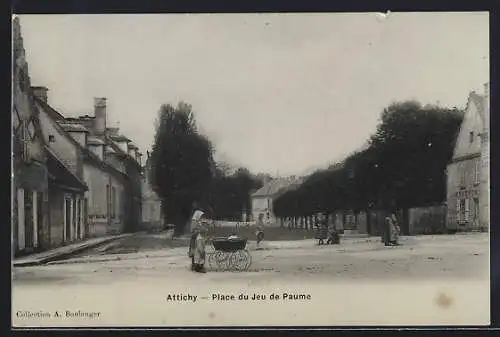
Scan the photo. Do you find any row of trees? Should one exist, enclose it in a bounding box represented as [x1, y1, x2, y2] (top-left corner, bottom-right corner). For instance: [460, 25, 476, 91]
[273, 101, 464, 218]
[149, 102, 263, 235]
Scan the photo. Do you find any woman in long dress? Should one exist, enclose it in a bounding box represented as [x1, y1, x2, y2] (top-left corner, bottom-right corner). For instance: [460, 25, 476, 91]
[390, 213, 401, 245]
[192, 224, 208, 273]
[384, 212, 400, 246]
[315, 214, 328, 245]
[189, 210, 206, 270]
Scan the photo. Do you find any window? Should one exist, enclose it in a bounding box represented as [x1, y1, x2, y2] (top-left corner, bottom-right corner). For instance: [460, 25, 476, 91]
[111, 187, 116, 218]
[460, 169, 466, 187]
[473, 198, 480, 222]
[469, 131, 474, 144]
[458, 197, 470, 224]
[49, 135, 55, 143]
[459, 199, 465, 223]
[474, 159, 480, 185]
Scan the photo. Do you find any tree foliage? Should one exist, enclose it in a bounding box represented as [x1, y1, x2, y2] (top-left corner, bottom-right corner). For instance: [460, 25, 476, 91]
[149, 102, 215, 235]
[208, 167, 263, 221]
[274, 101, 464, 217]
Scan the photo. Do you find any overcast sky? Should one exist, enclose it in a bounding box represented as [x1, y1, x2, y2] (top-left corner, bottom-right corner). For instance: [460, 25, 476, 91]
[17, 12, 489, 176]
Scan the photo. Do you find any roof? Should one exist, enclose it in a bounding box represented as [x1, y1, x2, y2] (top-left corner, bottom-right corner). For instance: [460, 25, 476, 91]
[251, 178, 302, 197]
[34, 97, 129, 182]
[87, 137, 105, 145]
[46, 146, 88, 191]
[59, 123, 89, 133]
[110, 134, 131, 142]
[107, 137, 142, 170]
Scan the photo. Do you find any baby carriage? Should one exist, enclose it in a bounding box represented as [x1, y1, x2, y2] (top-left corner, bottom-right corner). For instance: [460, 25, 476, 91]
[208, 235, 252, 271]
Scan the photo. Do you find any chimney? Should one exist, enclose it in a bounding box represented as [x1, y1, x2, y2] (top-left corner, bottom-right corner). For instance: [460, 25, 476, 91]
[94, 97, 107, 136]
[32, 86, 48, 103]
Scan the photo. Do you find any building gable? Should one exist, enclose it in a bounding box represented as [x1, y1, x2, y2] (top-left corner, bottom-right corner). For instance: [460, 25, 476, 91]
[451, 93, 484, 162]
[12, 17, 46, 164]
[37, 101, 81, 176]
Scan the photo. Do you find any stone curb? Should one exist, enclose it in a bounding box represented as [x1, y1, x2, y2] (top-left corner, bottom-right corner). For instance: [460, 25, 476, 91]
[13, 234, 135, 267]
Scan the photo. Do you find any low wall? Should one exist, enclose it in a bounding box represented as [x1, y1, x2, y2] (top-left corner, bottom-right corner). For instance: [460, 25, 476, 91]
[212, 220, 254, 228]
[408, 205, 447, 235]
[207, 225, 317, 241]
[141, 220, 164, 232]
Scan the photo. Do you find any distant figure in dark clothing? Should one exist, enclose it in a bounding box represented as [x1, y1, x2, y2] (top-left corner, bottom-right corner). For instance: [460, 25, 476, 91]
[315, 214, 328, 245]
[255, 213, 265, 245]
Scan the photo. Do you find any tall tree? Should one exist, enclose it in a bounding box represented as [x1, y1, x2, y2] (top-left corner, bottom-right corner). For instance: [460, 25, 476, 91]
[149, 102, 214, 235]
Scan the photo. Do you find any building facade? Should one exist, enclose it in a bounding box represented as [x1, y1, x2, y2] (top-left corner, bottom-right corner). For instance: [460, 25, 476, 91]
[35, 93, 130, 238]
[141, 152, 164, 231]
[45, 146, 88, 246]
[12, 17, 50, 256]
[446, 84, 489, 231]
[251, 177, 302, 226]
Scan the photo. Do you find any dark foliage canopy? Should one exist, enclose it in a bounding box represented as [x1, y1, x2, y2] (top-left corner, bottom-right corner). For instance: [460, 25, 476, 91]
[274, 101, 463, 217]
[208, 167, 263, 221]
[149, 102, 214, 234]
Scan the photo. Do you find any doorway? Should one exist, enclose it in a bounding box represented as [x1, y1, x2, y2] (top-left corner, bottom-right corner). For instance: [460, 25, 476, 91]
[24, 189, 34, 250]
[36, 191, 43, 249]
[64, 196, 72, 242]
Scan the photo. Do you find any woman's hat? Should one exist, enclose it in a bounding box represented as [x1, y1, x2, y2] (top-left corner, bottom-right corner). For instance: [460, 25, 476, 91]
[192, 210, 205, 222]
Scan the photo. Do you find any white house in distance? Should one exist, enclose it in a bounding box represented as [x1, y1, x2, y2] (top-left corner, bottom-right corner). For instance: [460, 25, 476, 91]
[140, 151, 163, 231]
[446, 83, 489, 232]
[251, 176, 302, 226]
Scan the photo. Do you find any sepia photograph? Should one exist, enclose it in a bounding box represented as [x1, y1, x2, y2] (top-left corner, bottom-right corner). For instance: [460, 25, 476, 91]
[11, 12, 490, 327]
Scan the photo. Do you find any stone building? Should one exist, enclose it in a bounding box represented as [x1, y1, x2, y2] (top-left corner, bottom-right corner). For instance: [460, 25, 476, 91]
[251, 176, 302, 226]
[35, 93, 131, 237]
[67, 97, 143, 233]
[12, 17, 49, 256]
[140, 152, 164, 231]
[446, 83, 489, 231]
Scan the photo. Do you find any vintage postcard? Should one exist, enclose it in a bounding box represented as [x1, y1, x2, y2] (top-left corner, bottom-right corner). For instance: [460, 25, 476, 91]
[11, 12, 490, 327]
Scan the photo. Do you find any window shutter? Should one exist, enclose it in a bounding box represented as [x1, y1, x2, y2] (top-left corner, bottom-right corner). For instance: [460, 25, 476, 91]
[106, 185, 110, 218]
[465, 198, 470, 222]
